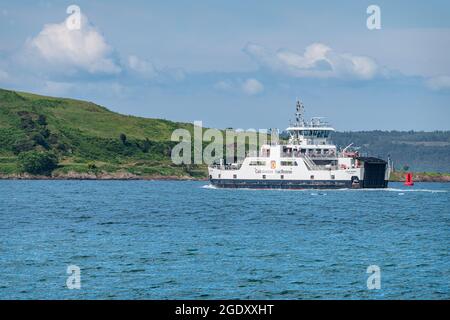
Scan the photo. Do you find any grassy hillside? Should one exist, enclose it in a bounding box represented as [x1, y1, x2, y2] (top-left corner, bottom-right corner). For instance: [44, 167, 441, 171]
[0, 88, 204, 178]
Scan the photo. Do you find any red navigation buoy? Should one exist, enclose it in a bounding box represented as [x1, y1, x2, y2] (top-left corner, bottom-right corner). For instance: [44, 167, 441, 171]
[404, 172, 414, 186]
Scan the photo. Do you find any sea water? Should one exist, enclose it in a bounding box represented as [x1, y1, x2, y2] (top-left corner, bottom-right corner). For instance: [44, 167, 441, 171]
[0, 181, 448, 299]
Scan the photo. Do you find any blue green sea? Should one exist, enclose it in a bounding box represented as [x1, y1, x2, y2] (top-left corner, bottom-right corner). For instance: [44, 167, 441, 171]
[0, 181, 448, 299]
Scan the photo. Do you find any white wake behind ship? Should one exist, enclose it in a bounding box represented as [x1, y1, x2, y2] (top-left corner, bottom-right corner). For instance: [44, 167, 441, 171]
[208, 100, 390, 189]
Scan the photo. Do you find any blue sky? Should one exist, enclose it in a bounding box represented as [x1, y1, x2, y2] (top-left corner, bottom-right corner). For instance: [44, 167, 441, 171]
[0, 0, 449, 131]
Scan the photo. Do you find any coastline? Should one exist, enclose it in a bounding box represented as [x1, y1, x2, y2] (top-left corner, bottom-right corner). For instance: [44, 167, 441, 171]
[388, 172, 450, 183]
[0, 172, 208, 181]
[0, 171, 449, 182]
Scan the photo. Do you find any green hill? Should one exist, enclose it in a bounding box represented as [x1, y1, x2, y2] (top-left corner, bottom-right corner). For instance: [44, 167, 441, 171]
[0, 88, 449, 178]
[0, 88, 203, 178]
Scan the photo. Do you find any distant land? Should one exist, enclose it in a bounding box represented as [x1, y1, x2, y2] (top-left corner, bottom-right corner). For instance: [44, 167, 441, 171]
[0, 88, 449, 181]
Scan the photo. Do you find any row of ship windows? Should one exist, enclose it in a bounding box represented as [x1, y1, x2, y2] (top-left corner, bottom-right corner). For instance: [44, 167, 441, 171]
[213, 174, 337, 180]
[261, 149, 335, 158]
[298, 130, 331, 138]
[249, 161, 298, 166]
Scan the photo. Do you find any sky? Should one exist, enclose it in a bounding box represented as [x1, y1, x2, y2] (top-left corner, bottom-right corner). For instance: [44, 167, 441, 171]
[0, 0, 449, 131]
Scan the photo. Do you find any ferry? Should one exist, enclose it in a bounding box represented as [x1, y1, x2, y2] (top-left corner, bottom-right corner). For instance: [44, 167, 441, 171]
[208, 100, 390, 189]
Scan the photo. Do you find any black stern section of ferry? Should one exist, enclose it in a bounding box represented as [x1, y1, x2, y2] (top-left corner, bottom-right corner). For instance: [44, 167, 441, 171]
[357, 157, 388, 188]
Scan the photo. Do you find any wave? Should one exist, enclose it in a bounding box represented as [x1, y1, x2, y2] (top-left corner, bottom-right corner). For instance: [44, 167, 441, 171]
[201, 185, 447, 193]
[366, 188, 447, 193]
[201, 184, 218, 189]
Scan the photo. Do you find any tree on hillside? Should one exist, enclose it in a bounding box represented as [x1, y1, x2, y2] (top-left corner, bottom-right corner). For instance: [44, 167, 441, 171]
[18, 151, 58, 175]
[31, 133, 50, 149]
[12, 139, 35, 154]
[20, 117, 35, 131]
[141, 138, 151, 153]
[119, 133, 127, 145]
[37, 114, 47, 126]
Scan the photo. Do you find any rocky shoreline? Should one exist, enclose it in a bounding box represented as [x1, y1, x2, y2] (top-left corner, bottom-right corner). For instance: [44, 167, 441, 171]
[0, 171, 207, 181]
[389, 172, 450, 183]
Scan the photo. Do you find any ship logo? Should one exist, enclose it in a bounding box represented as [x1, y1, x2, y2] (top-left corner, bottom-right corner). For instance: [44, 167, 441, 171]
[271, 160, 277, 169]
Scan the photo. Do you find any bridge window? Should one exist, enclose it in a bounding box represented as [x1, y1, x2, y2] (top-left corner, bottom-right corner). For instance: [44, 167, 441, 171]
[233, 174, 237, 179]
[310, 175, 314, 180]
[262, 175, 266, 179]
[280, 175, 284, 179]
[331, 175, 335, 180]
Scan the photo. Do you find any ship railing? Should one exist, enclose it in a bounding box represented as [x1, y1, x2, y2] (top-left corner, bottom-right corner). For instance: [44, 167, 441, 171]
[301, 154, 319, 170]
[308, 153, 337, 159]
[299, 154, 339, 171]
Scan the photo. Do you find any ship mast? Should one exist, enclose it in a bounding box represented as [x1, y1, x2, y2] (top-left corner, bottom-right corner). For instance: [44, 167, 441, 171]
[295, 99, 305, 127]
[288, 99, 306, 144]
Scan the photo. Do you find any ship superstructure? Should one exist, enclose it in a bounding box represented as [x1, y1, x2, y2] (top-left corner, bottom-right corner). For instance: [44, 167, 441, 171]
[208, 100, 390, 189]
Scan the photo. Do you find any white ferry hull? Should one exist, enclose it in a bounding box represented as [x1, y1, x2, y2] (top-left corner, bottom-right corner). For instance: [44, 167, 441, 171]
[208, 157, 389, 189]
[209, 178, 388, 189]
[210, 178, 356, 189]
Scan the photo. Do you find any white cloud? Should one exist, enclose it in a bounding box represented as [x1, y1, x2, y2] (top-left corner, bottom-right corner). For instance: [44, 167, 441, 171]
[7, 12, 185, 95]
[243, 42, 379, 80]
[127, 55, 158, 79]
[127, 55, 185, 82]
[341, 55, 378, 80]
[26, 14, 121, 75]
[425, 75, 450, 91]
[242, 78, 264, 95]
[277, 43, 331, 69]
